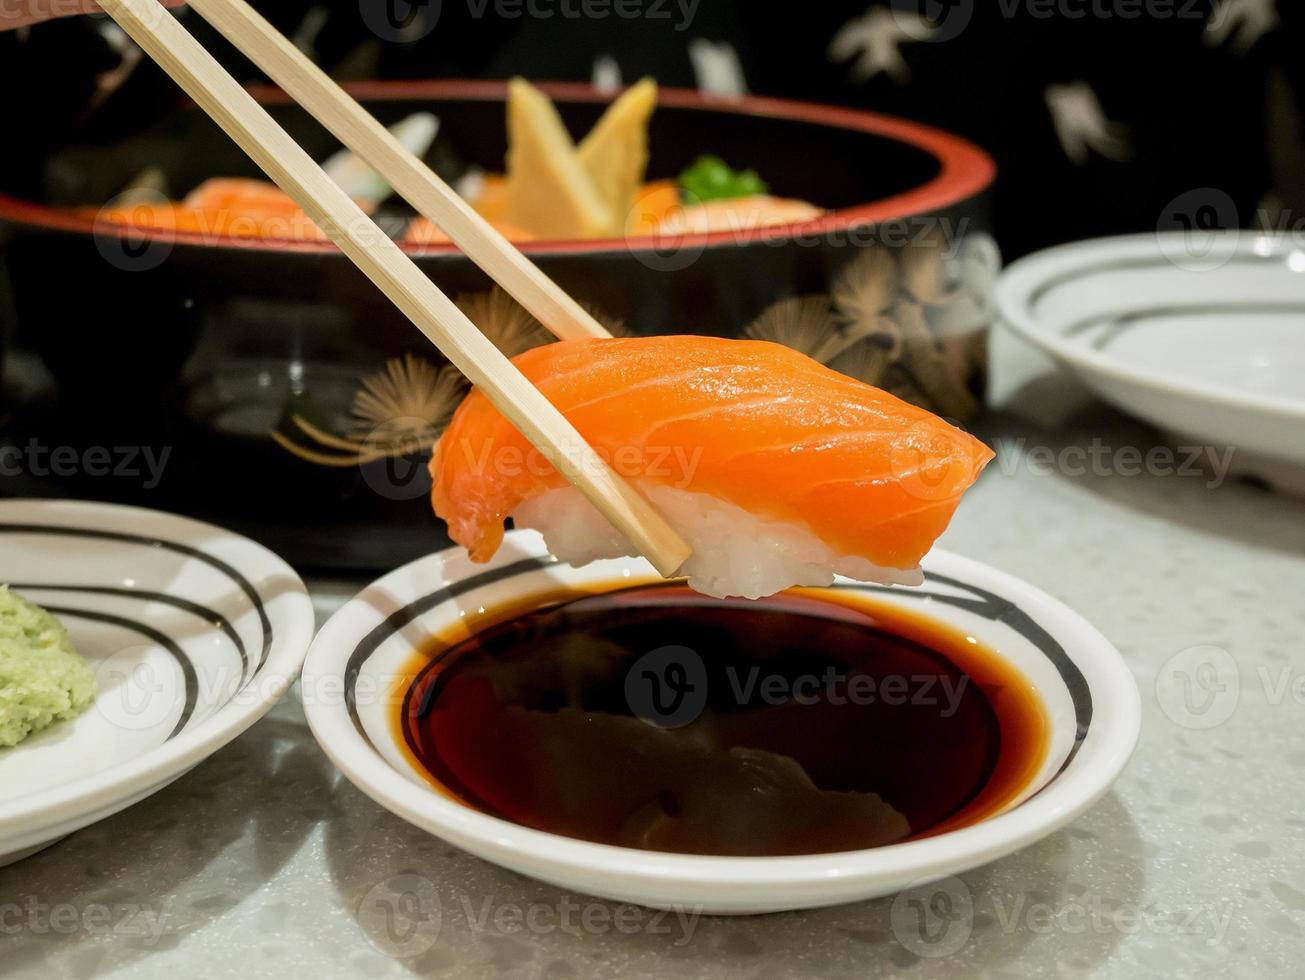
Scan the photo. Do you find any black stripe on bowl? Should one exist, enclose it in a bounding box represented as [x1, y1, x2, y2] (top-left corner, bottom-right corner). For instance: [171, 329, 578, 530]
[42, 605, 199, 740]
[342, 565, 1093, 781]
[7, 583, 248, 680]
[838, 574, 1092, 773]
[342, 556, 556, 735]
[0, 523, 272, 679]
[1060, 301, 1305, 350]
[1025, 252, 1290, 310]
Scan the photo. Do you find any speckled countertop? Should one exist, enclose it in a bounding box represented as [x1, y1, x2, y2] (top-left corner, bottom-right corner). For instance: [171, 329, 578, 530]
[2, 331, 1304, 979]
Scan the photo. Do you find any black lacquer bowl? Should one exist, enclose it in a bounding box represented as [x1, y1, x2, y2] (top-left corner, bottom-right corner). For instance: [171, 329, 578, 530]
[0, 81, 996, 570]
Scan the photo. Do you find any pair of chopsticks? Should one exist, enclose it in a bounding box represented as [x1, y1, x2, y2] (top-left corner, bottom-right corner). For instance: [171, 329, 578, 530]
[98, 0, 691, 577]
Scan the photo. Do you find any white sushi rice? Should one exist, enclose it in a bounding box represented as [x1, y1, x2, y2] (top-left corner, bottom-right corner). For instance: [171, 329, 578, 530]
[511, 483, 925, 600]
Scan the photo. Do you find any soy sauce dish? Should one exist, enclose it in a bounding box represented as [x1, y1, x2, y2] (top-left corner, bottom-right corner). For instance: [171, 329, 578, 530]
[304, 531, 1139, 914]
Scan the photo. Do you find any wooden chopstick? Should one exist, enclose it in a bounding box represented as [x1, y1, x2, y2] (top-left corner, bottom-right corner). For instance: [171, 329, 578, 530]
[96, 0, 691, 577]
[187, 0, 612, 343]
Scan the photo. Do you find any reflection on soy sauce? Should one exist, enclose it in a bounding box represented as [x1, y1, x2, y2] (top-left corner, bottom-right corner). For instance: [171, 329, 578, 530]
[399, 584, 1047, 856]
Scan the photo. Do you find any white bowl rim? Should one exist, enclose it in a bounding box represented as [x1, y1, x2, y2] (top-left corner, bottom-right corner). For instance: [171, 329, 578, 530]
[996, 231, 1305, 420]
[0, 498, 315, 841]
[303, 537, 1141, 891]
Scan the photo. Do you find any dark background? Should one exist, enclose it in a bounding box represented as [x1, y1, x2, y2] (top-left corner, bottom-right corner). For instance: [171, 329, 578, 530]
[2, 0, 1302, 260]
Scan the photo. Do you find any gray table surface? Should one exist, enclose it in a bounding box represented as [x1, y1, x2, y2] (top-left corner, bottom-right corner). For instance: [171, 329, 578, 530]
[3, 331, 1304, 979]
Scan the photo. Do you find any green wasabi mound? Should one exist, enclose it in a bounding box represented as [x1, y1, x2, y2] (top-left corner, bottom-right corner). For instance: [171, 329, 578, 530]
[0, 586, 96, 748]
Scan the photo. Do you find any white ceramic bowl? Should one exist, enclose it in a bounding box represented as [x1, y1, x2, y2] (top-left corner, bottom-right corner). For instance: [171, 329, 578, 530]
[0, 499, 314, 865]
[304, 531, 1139, 914]
[997, 231, 1305, 491]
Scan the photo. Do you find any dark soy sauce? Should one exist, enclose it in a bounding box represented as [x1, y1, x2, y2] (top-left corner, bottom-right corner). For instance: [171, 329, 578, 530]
[399, 584, 1047, 857]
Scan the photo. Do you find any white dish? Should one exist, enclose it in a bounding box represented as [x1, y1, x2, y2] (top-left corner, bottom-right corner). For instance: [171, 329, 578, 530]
[0, 499, 314, 865]
[996, 232, 1305, 491]
[304, 531, 1140, 914]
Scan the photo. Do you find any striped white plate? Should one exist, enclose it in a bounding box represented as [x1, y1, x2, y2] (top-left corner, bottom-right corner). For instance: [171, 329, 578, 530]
[305, 531, 1140, 914]
[0, 499, 313, 865]
[997, 232, 1305, 491]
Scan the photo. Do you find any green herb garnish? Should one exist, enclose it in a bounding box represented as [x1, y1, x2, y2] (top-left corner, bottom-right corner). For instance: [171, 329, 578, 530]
[678, 155, 769, 203]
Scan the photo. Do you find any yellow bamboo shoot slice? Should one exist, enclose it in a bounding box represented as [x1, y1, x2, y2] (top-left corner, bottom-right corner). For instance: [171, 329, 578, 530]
[504, 78, 615, 239]
[577, 78, 657, 231]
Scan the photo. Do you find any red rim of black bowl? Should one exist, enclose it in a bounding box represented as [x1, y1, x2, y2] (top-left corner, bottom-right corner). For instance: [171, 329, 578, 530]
[0, 80, 996, 257]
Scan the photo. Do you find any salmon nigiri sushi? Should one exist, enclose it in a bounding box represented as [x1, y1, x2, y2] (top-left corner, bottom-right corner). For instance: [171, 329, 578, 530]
[430, 336, 993, 599]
